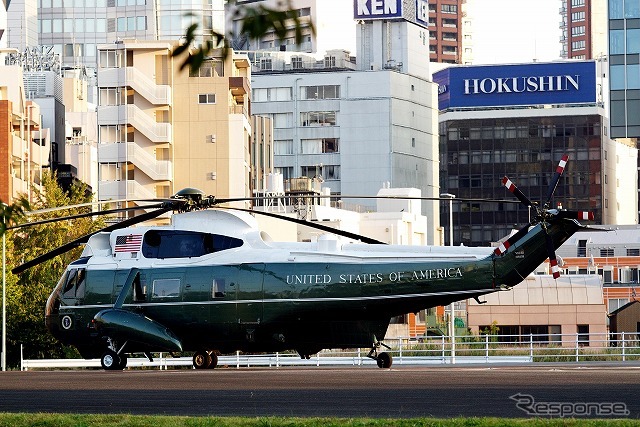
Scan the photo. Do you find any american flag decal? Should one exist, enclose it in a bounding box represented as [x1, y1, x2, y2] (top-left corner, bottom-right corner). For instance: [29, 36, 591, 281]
[114, 234, 143, 253]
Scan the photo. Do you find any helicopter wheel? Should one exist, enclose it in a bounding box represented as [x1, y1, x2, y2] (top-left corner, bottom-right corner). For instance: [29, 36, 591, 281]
[193, 350, 212, 369]
[376, 352, 393, 369]
[101, 349, 123, 370]
[206, 352, 218, 369]
[117, 353, 128, 370]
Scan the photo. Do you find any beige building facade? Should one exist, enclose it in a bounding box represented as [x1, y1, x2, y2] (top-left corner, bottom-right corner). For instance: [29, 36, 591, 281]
[467, 275, 607, 347]
[0, 63, 47, 204]
[96, 40, 252, 208]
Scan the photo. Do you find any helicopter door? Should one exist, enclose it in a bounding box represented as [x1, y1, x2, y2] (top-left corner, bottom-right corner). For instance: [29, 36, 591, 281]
[209, 264, 264, 340]
[234, 263, 265, 326]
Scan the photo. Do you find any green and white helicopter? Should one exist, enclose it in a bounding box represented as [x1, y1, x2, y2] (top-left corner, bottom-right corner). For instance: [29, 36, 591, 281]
[11, 155, 594, 370]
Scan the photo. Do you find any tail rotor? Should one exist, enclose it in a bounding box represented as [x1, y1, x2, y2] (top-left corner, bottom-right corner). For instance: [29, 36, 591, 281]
[496, 154, 594, 278]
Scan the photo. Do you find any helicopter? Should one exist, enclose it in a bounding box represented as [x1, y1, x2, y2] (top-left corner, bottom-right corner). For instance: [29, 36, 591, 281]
[9, 154, 595, 370]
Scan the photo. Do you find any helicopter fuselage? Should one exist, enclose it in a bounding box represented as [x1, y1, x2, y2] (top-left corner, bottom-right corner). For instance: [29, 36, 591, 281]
[43, 209, 581, 361]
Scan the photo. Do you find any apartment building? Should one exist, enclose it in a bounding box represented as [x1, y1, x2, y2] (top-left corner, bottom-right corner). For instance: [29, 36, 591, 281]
[559, 0, 607, 59]
[96, 40, 251, 207]
[0, 64, 48, 203]
[428, 0, 471, 64]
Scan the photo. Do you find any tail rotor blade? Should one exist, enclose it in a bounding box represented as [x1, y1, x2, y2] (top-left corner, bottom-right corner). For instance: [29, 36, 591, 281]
[544, 228, 561, 279]
[544, 154, 569, 207]
[502, 176, 535, 209]
[494, 222, 533, 256]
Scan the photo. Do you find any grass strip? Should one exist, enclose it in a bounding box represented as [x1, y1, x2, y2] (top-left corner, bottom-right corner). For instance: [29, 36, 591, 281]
[0, 414, 638, 427]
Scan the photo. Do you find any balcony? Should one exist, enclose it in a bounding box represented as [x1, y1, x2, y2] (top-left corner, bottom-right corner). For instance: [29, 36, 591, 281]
[99, 179, 157, 201]
[98, 105, 171, 143]
[229, 76, 249, 97]
[98, 143, 172, 181]
[99, 67, 171, 105]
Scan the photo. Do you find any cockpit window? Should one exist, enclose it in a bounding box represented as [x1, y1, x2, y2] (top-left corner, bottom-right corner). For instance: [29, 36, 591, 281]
[142, 230, 243, 259]
[62, 268, 86, 300]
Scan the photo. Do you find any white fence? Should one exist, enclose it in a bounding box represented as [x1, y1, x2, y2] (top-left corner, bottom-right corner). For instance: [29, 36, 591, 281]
[20, 333, 640, 371]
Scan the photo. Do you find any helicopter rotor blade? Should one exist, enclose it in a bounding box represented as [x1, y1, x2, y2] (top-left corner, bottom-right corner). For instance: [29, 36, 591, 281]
[501, 176, 535, 210]
[544, 226, 561, 279]
[544, 154, 569, 208]
[8, 203, 166, 231]
[220, 206, 385, 244]
[12, 207, 171, 275]
[557, 210, 595, 221]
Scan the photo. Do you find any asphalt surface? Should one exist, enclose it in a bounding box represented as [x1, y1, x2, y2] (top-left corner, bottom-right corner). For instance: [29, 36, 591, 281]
[0, 363, 639, 418]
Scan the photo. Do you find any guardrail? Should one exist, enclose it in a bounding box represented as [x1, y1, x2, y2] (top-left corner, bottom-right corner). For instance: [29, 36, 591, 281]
[20, 332, 640, 371]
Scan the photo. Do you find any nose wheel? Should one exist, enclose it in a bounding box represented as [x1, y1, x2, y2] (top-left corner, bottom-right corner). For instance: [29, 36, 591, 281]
[100, 337, 128, 370]
[367, 340, 393, 369]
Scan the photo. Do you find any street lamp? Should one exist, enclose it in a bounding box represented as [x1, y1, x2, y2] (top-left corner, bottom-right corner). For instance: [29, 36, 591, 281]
[440, 193, 456, 363]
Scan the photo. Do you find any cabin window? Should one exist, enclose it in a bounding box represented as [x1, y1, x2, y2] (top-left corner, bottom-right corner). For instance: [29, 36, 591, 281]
[152, 279, 180, 298]
[212, 279, 226, 298]
[142, 230, 243, 259]
[133, 273, 147, 302]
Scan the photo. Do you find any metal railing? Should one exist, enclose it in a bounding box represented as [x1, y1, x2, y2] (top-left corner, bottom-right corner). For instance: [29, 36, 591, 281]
[19, 333, 640, 370]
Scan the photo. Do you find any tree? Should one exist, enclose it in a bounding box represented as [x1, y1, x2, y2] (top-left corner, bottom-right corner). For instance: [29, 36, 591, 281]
[4, 173, 105, 367]
[172, 0, 315, 72]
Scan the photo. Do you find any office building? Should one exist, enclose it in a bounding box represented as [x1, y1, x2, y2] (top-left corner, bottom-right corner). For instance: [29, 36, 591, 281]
[226, 0, 355, 55]
[6, 0, 38, 51]
[250, 2, 441, 243]
[37, 0, 225, 99]
[608, 0, 640, 220]
[96, 40, 251, 206]
[560, 0, 607, 59]
[435, 60, 637, 247]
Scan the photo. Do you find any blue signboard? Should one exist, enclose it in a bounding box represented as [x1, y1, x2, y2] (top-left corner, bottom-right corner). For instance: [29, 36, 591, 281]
[354, 0, 403, 19]
[434, 61, 597, 110]
[353, 0, 429, 28]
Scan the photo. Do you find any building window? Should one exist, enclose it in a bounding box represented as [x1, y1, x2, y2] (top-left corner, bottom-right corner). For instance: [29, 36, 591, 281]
[571, 26, 585, 36]
[272, 112, 293, 128]
[274, 139, 294, 155]
[441, 4, 457, 13]
[275, 167, 293, 180]
[577, 324, 589, 347]
[324, 56, 336, 68]
[300, 138, 339, 154]
[572, 40, 586, 50]
[292, 56, 303, 69]
[442, 18, 457, 27]
[99, 88, 125, 106]
[300, 111, 337, 127]
[571, 11, 585, 21]
[600, 248, 614, 257]
[190, 60, 223, 77]
[198, 94, 216, 104]
[571, 0, 585, 6]
[98, 49, 124, 68]
[302, 85, 340, 100]
[627, 248, 640, 256]
[442, 32, 457, 41]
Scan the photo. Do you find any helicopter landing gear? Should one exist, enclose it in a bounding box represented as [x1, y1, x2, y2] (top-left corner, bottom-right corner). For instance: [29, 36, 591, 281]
[100, 338, 128, 370]
[367, 340, 393, 369]
[193, 350, 218, 369]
